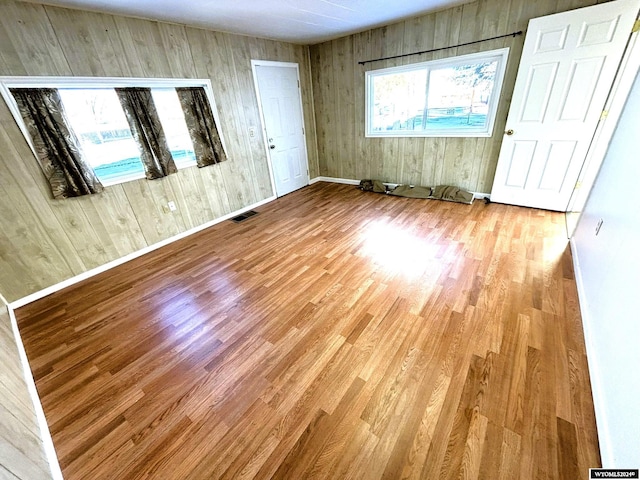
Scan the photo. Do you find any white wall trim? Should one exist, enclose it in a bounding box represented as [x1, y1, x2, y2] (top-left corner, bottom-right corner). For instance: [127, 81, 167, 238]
[309, 176, 491, 200]
[473, 192, 491, 201]
[310, 176, 360, 185]
[569, 237, 613, 466]
[6, 304, 64, 480]
[9, 196, 276, 309]
[566, 31, 640, 216]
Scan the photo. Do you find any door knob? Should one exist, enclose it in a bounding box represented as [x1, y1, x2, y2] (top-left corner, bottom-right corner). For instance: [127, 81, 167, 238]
[505, 129, 514, 135]
[270, 144, 276, 149]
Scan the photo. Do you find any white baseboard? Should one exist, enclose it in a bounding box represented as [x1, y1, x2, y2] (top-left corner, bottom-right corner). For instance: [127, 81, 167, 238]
[472, 192, 491, 200]
[570, 237, 611, 466]
[10, 195, 276, 310]
[310, 176, 360, 185]
[309, 176, 490, 201]
[6, 304, 63, 480]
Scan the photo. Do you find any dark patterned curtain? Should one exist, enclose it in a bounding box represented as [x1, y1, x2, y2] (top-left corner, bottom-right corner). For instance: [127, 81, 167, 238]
[176, 87, 227, 167]
[10, 88, 104, 199]
[115, 87, 177, 180]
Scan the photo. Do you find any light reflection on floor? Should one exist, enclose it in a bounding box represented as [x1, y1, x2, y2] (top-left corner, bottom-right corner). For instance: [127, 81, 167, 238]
[153, 285, 210, 331]
[357, 220, 439, 278]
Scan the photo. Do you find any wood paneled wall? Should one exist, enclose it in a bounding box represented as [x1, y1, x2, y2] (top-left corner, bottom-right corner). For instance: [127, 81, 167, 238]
[0, 305, 52, 479]
[0, 0, 319, 302]
[309, 0, 607, 192]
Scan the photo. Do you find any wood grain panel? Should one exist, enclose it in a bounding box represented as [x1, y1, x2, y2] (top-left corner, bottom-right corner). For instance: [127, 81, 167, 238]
[310, 0, 601, 192]
[0, 0, 316, 302]
[0, 1, 71, 76]
[0, 119, 85, 294]
[157, 23, 198, 78]
[16, 183, 600, 479]
[298, 45, 320, 180]
[44, 8, 125, 77]
[353, 30, 371, 181]
[314, 40, 335, 177]
[0, 306, 52, 479]
[334, 35, 356, 179]
[229, 36, 271, 200]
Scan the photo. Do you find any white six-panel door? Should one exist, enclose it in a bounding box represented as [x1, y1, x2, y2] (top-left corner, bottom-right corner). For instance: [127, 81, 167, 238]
[253, 62, 309, 198]
[491, 0, 640, 211]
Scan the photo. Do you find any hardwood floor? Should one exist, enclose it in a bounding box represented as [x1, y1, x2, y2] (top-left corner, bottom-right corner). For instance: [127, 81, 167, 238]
[16, 182, 600, 479]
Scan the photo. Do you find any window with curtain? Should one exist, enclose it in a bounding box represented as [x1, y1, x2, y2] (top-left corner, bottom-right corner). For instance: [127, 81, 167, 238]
[9, 88, 105, 199]
[0, 77, 228, 197]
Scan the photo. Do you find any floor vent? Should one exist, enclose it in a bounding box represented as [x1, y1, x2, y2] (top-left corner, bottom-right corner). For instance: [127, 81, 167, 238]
[231, 210, 259, 223]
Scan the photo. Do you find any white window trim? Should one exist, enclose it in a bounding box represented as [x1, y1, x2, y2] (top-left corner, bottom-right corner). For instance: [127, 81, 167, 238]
[0, 76, 227, 187]
[365, 48, 510, 138]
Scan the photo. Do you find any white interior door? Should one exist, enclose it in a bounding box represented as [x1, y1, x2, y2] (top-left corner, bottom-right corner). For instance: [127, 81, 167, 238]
[253, 62, 309, 197]
[491, 0, 639, 211]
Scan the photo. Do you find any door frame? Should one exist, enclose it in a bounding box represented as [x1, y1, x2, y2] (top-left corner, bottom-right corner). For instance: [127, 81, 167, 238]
[251, 60, 310, 198]
[566, 28, 640, 233]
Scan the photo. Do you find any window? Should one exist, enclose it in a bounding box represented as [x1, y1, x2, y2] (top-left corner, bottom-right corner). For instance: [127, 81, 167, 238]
[366, 48, 509, 138]
[0, 77, 225, 187]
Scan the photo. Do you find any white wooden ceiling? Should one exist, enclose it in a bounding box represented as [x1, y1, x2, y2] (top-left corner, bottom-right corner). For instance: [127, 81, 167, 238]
[24, 0, 473, 44]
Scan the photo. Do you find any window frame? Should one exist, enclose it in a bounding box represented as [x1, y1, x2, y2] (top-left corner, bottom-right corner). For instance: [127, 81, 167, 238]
[0, 76, 227, 187]
[365, 48, 510, 138]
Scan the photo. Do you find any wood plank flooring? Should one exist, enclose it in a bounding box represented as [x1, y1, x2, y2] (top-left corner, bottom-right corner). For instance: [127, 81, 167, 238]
[16, 182, 600, 479]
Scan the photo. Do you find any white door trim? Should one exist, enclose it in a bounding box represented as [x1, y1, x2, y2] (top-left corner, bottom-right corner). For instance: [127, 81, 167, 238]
[567, 29, 640, 215]
[251, 60, 310, 197]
